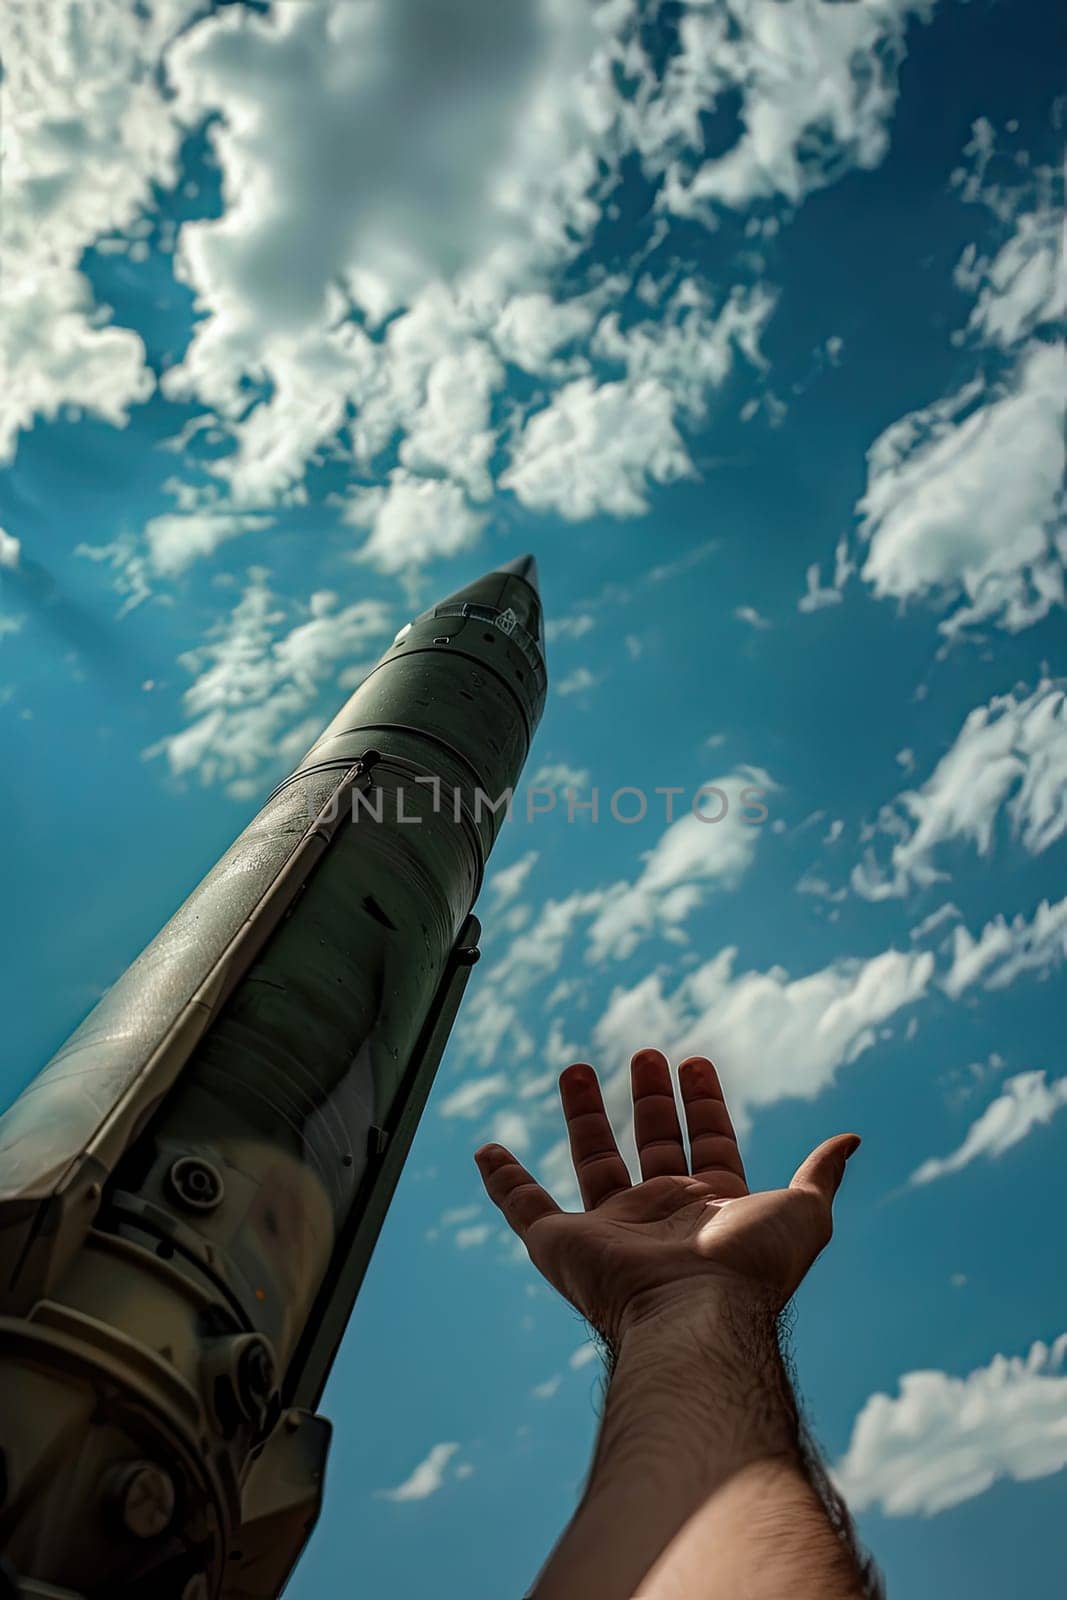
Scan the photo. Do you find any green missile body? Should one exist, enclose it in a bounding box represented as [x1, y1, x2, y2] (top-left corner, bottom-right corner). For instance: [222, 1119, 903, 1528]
[0, 556, 546, 1599]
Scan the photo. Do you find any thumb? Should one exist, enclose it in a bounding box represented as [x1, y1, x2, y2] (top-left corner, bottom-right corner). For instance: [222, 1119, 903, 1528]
[789, 1132, 861, 1205]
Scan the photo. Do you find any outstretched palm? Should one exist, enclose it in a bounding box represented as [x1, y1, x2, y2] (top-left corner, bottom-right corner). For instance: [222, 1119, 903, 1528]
[475, 1050, 859, 1347]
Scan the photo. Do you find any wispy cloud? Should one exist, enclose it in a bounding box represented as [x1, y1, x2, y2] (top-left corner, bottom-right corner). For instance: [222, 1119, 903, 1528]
[376, 1442, 464, 1503]
[910, 1071, 1067, 1186]
[591, 940, 933, 1139]
[586, 767, 773, 963]
[556, 666, 601, 697]
[853, 680, 1067, 899]
[941, 894, 1067, 999]
[0, 527, 21, 570]
[143, 570, 390, 795]
[488, 850, 540, 907]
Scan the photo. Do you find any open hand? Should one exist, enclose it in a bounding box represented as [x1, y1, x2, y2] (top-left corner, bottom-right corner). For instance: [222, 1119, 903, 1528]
[474, 1048, 859, 1347]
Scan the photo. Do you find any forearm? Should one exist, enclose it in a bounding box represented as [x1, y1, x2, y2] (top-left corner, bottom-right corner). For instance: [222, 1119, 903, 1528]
[530, 1287, 872, 1600]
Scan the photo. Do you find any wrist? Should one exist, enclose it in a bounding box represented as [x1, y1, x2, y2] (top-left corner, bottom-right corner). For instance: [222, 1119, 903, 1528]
[589, 1282, 801, 1497]
[533, 1284, 860, 1600]
[615, 1274, 782, 1350]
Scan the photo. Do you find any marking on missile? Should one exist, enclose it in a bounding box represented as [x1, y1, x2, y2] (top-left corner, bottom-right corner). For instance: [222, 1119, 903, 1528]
[496, 607, 518, 636]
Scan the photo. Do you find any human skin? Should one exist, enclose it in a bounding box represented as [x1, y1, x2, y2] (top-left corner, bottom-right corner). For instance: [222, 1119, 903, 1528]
[474, 1048, 874, 1600]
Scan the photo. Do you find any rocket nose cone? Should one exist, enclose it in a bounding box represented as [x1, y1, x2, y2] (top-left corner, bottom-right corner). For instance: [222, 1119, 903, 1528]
[494, 553, 539, 592]
[421, 553, 546, 664]
[408, 553, 548, 729]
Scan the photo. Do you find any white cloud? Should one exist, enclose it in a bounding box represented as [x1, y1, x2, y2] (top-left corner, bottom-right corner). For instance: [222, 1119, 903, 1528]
[501, 377, 695, 520]
[857, 342, 1065, 636]
[100, 505, 275, 611]
[396, 341, 503, 500]
[569, 1343, 599, 1370]
[0, 527, 21, 570]
[798, 539, 852, 613]
[488, 851, 540, 907]
[795, 871, 846, 903]
[167, 0, 612, 332]
[490, 1108, 532, 1155]
[739, 390, 787, 428]
[503, 279, 776, 522]
[853, 681, 1067, 899]
[5, 0, 936, 552]
[642, 0, 933, 221]
[487, 889, 610, 995]
[451, 992, 534, 1076]
[734, 604, 772, 630]
[590, 280, 777, 422]
[344, 471, 487, 575]
[910, 1070, 1067, 1186]
[543, 1016, 581, 1070]
[556, 666, 601, 697]
[947, 116, 1000, 213]
[453, 1223, 493, 1251]
[545, 613, 596, 643]
[532, 1375, 562, 1400]
[76, 534, 154, 616]
[158, 0, 622, 506]
[0, 0, 202, 462]
[437, 1074, 508, 1119]
[645, 540, 719, 586]
[145, 511, 273, 577]
[492, 290, 598, 376]
[937, 1052, 1005, 1109]
[592, 940, 933, 1135]
[835, 1335, 1067, 1516]
[452, 771, 776, 1100]
[452, 885, 606, 1077]
[909, 902, 961, 942]
[586, 769, 771, 963]
[957, 204, 1066, 351]
[951, 118, 1066, 351]
[501, 904, 532, 937]
[144, 570, 390, 793]
[941, 894, 1067, 1000]
[813, 121, 1065, 636]
[377, 1441, 463, 1502]
[527, 762, 592, 793]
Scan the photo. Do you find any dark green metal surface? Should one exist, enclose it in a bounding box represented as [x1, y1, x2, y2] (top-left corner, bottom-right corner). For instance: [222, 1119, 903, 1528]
[0, 560, 546, 1598]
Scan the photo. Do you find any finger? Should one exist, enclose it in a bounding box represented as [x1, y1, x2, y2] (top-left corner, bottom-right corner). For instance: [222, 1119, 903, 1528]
[631, 1048, 688, 1180]
[789, 1133, 861, 1204]
[559, 1062, 632, 1210]
[678, 1056, 748, 1192]
[474, 1144, 562, 1238]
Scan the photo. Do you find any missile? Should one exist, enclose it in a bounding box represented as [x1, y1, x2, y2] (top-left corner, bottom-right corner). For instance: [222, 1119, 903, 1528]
[0, 556, 546, 1599]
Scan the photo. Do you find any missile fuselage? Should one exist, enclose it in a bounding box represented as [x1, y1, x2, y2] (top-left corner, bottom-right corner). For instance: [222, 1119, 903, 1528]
[0, 558, 545, 1599]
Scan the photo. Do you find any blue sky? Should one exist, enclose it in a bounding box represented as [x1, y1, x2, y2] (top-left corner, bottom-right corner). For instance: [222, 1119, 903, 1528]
[1, 1, 1065, 1595]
